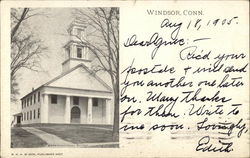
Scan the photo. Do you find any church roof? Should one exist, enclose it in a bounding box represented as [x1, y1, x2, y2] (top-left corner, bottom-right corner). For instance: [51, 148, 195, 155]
[21, 64, 112, 100]
[44, 63, 112, 92]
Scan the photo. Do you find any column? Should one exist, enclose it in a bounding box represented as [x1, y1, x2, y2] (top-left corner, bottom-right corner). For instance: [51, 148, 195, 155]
[106, 99, 111, 124]
[85, 47, 88, 59]
[41, 94, 48, 123]
[87, 97, 92, 124]
[72, 44, 76, 58]
[65, 96, 70, 123]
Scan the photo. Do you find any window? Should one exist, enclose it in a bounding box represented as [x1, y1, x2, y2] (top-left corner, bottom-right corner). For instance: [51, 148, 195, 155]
[38, 108, 40, 118]
[30, 111, 32, 120]
[21, 113, 23, 121]
[93, 98, 98, 107]
[34, 110, 36, 119]
[24, 100, 26, 108]
[27, 112, 29, 120]
[38, 92, 40, 102]
[27, 98, 29, 106]
[34, 93, 36, 104]
[30, 96, 32, 105]
[77, 47, 82, 58]
[24, 113, 26, 120]
[73, 96, 79, 105]
[22, 101, 23, 109]
[51, 95, 57, 104]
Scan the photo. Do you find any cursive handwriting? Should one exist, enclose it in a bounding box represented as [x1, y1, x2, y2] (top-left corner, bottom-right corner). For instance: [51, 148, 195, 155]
[189, 104, 224, 116]
[124, 33, 185, 59]
[196, 136, 233, 152]
[197, 117, 248, 137]
[144, 103, 180, 118]
[121, 14, 248, 154]
[181, 88, 232, 103]
[179, 46, 211, 60]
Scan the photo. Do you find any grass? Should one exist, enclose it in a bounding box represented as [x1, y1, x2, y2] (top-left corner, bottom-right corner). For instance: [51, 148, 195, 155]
[11, 127, 47, 148]
[36, 124, 116, 144]
[11, 124, 119, 148]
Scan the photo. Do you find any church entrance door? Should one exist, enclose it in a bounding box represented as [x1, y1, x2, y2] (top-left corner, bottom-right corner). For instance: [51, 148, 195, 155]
[71, 106, 80, 123]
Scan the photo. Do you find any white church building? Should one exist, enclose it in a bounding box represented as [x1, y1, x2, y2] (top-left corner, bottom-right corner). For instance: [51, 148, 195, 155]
[15, 20, 114, 125]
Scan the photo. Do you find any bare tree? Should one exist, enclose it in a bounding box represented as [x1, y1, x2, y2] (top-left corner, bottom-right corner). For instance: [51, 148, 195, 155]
[11, 8, 47, 102]
[74, 8, 119, 141]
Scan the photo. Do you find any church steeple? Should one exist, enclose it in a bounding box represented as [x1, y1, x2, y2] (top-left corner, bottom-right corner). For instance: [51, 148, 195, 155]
[62, 19, 91, 73]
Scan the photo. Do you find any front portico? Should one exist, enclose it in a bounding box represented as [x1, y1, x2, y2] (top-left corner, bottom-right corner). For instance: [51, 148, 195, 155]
[40, 86, 113, 125]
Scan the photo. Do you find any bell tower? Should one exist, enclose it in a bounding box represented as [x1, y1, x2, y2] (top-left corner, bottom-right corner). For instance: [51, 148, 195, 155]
[62, 19, 91, 72]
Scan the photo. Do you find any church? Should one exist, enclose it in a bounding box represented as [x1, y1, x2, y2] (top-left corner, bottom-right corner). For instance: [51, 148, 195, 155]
[14, 20, 114, 125]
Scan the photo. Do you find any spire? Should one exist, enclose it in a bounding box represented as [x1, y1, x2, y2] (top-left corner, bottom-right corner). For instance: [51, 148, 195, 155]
[61, 18, 91, 73]
[67, 18, 87, 42]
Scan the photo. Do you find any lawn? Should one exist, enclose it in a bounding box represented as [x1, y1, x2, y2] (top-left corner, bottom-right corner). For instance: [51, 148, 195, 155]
[36, 124, 115, 144]
[11, 127, 47, 148]
[11, 124, 119, 148]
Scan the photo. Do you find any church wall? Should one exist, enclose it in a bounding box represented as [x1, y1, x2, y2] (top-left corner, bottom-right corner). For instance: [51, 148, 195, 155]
[80, 97, 88, 124]
[92, 99, 106, 124]
[69, 59, 90, 69]
[102, 99, 107, 123]
[62, 60, 70, 72]
[20, 90, 42, 125]
[48, 95, 65, 123]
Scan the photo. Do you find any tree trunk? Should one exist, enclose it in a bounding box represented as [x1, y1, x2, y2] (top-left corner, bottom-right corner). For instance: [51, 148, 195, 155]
[112, 87, 119, 142]
[11, 8, 29, 42]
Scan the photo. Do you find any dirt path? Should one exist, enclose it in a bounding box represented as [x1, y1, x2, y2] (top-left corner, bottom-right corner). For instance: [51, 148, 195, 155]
[22, 127, 75, 147]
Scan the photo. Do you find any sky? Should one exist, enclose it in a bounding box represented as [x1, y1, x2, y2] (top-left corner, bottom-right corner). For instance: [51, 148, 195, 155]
[12, 8, 78, 114]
